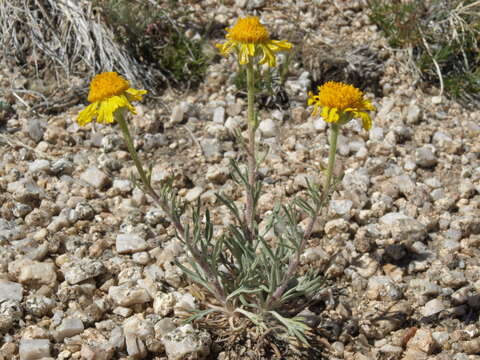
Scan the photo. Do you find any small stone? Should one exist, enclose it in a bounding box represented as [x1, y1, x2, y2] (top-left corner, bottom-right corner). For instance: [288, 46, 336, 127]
[61, 258, 106, 285]
[402, 348, 428, 360]
[116, 233, 148, 254]
[80, 344, 114, 360]
[24, 295, 55, 317]
[247, 0, 266, 9]
[155, 318, 176, 337]
[113, 306, 133, 317]
[161, 324, 211, 360]
[0, 280, 23, 302]
[80, 167, 111, 189]
[108, 285, 151, 307]
[259, 118, 277, 138]
[132, 252, 150, 265]
[54, 317, 84, 342]
[226, 102, 242, 117]
[185, 186, 204, 202]
[461, 338, 480, 355]
[405, 102, 422, 124]
[415, 146, 437, 168]
[19, 339, 51, 360]
[51, 159, 74, 175]
[174, 293, 197, 316]
[24, 119, 45, 143]
[153, 293, 176, 317]
[9, 179, 43, 206]
[422, 298, 445, 317]
[378, 344, 403, 356]
[379, 212, 427, 249]
[28, 159, 50, 174]
[366, 276, 402, 301]
[224, 116, 242, 133]
[17, 261, 57, 287]
[212, 106, 225, 123]
[407, 328, 436, 354]
[113, 179, 133, 194]
[125, 334, 147, 359]
[199, 138, 221, 162]
[0, 299, 22, 332]
[109, 326, 125, 350]
[205, 165, 229, 185]
[330, 199, 353, 217]
[170, 103, 186, 125]
[70, 201, 95, 222]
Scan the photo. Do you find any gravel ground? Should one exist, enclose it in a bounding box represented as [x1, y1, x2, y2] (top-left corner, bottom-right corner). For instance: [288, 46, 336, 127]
[1, 0, 480, 359]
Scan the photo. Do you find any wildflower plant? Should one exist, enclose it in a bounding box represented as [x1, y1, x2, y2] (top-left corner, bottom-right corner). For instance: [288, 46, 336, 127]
[76, 16, 375, 347]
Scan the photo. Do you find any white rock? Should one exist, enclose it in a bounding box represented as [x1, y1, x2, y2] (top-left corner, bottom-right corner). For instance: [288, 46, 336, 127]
[61, 259, 105, 285]
[405, 102, 421, 124]
[161, 324, 211, 360]
[80, 167, 111, 189]
[113, 179, 133, 194]
[19, 339, 51, 360]
[0, 280, 23, 302]
[415, 146, 437, 168]
[212, 106, 225, 123]
[113, 306, 133, 317]
[153, 293, 176, 317]
[224, 116, 243, 133]
[422, 298, 445, 317]
[380, 212, 411, 226]
[259, 118, 277, 138]
[185, 186, 204, 202]
[28, 159, 50, 173]
[369, 126, 384, 142]
[407, 328, 436, 354]
[205, 165, 229, 185]
[125, 334, 147, 359]
[54, 317, 84, 342]
[366, 276, 402, 301]
[312, 117, 327, 132]
[174, 293, 197, 316]
[116, 234, 148, 254]
[17, 261, 57, 287]
[330, 199, 353, 217]
[108, 285, 151, 307]
[170, 103, 186, 125]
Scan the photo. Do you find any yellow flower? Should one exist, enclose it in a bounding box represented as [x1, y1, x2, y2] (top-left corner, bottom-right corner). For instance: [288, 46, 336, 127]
[216, 16, 292, 67]
[77, 72, 147, 126]
[308, 81, 375, 130]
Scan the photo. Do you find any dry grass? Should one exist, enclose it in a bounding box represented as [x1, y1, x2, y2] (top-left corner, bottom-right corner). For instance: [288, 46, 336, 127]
[367, 0, 480, 104]
[0, 0, 158, 112]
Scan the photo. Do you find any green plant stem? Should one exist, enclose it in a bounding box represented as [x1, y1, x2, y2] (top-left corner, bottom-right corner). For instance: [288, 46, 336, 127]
[116, 110, 227, 304]
[323, 123, 339, 199]
[245, 63, 257, 242]
[266, 123, 340, 309]
[117, 110, 150, 187]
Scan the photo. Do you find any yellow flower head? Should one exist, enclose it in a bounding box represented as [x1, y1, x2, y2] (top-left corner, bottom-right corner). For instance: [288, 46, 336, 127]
[308, 81, 375, 130]
[77, 72, 147, 126]
[216, 16, 292, 67]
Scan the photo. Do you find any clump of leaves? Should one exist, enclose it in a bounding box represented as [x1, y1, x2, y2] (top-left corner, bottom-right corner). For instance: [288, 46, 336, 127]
[367, 0, 480, 104]
[95, 0, 209, 89]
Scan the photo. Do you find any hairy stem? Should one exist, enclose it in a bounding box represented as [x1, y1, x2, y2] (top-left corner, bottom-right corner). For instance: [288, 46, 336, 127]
[245, 63, 257, 242]
[267, 123, 340, 308]
[116, 110, 227, 304]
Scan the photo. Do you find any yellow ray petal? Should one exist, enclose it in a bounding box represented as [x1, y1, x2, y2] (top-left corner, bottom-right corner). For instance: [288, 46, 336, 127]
[77, 102, 98, 126]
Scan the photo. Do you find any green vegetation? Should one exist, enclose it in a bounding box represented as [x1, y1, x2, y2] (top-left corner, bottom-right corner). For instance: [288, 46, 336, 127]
[367, 0, 480, 103]
[95, 0, 210, 89]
